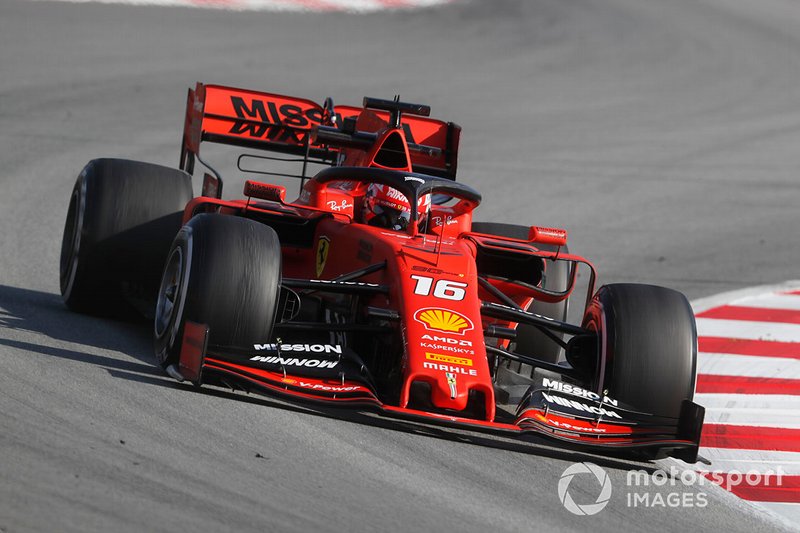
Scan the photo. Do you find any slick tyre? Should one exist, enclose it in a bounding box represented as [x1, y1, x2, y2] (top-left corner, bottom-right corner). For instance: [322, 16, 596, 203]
[583, 283, 697, 418]
[60, 158, 193, 316]
[470, 222, 569, 363]
[154, 214, 282, 369]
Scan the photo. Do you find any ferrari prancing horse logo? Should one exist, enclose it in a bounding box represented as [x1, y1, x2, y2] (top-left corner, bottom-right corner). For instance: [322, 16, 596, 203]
[445, 372, 457, 399]
[315, 236, 330, 277]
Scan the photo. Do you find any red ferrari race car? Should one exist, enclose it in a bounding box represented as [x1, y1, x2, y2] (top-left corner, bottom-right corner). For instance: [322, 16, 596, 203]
[59, 83, 704, 462]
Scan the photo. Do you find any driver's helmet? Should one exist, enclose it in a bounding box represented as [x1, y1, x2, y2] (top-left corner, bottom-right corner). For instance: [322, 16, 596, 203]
[362, 184, 431, 231]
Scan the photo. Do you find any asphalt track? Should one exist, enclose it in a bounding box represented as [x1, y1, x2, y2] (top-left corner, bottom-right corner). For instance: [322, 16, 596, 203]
[1, 0, 799, 531]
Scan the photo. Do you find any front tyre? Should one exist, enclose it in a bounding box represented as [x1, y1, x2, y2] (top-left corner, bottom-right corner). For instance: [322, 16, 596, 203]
[154, 214, 282, 369]
[60, 158, 192, 316]
[583, 283, 697, 418]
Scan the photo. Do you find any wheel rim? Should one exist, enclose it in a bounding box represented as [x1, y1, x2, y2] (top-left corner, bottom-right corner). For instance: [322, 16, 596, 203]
[155, 246, 184, 340]
[60, 182, 85, 298]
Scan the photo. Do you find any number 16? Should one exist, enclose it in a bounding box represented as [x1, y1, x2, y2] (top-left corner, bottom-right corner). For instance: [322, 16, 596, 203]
[411, 275, 467, 301]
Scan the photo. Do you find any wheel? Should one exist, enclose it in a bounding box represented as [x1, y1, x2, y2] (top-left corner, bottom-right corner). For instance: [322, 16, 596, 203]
[582, 283, 697, 418]
[470, 222, 570, 363]
[154, 214, 282, 369]
[60, 158, 193, 316]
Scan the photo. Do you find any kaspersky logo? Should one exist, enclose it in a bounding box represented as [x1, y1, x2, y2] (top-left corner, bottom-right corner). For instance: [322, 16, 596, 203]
[414, 308, 474, 335]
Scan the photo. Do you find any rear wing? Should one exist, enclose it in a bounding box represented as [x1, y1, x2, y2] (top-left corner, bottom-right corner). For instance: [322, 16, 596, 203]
[180, 82, 460, 180]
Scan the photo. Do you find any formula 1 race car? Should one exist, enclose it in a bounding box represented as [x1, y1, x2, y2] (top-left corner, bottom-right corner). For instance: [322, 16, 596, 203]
[59, 83, 704, 461]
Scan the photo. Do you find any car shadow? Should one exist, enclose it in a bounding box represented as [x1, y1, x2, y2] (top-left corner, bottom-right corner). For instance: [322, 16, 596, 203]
[0, 283, 662, 473]
[0, 284, 161, 377]
[107, 367, 662, 474]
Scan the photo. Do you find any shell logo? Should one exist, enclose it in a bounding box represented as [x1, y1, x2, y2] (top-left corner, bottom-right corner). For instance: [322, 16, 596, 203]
[414, 308, 474, 335]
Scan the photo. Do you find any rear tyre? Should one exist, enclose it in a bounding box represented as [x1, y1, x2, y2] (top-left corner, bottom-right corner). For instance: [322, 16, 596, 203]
[60, 158, 193, 316]
[470, 222, 569, 363]
[582, 283, 697, 418]
[154, 214, 282, 369]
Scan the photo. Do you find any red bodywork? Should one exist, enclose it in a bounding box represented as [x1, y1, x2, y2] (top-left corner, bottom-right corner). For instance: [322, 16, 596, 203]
[172, 83, 703, 460]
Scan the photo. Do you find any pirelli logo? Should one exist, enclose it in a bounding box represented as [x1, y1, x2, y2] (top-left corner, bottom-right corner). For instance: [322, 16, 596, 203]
[425, 352, 472, 367]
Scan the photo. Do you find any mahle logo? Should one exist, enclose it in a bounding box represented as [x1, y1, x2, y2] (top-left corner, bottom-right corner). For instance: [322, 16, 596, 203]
[558, 462, 612, 516]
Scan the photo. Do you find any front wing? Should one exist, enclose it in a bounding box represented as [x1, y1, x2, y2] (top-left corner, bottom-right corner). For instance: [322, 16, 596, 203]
[177, 322, 704, 462]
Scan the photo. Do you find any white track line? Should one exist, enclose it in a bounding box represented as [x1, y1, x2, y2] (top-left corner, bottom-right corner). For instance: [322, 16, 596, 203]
[696, 317, 800, 343]
[38, 0, 452, 12]
[698, 353, 800, 379]
[691, 281, 800, 315]
[758, 503, 800, 527]
[702, 407, 800, 429]
[700, 448, 800, 476]
[729, 294, 800, 311]
[695, 394, 800, 410]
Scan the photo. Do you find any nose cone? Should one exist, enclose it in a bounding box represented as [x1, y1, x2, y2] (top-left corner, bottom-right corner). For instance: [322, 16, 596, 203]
[398, 269, 495, 418]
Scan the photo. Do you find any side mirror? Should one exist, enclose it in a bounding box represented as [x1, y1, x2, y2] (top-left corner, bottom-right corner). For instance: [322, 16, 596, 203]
[528, 226, 568, 247]
[244, 180, 286, 203]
